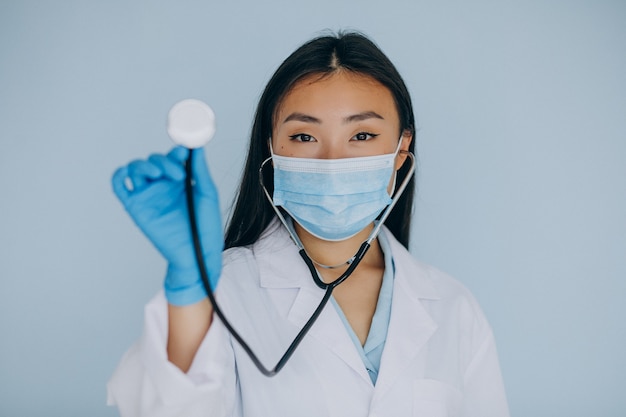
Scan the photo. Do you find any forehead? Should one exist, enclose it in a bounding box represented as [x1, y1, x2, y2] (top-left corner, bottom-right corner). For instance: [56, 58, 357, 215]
[275, 71, 398, 123]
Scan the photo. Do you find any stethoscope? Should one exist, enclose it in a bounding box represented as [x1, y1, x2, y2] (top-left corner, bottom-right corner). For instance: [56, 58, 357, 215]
[168, 99, 416, 377]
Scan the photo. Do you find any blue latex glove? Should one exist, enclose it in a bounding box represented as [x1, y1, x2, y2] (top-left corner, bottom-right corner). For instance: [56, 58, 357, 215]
[112, 146, 223, 306]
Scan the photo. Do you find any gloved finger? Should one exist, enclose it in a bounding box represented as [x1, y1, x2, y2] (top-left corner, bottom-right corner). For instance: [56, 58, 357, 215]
[148, 153, 186, 182]
[166, 146, 190, 165]
[190, 147, 218, 197]
[111, 165, 131, 203]
[126, 159, 163, 192]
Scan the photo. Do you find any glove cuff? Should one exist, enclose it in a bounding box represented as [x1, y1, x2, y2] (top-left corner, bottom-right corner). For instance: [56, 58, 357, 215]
[164, 265, 207, 306]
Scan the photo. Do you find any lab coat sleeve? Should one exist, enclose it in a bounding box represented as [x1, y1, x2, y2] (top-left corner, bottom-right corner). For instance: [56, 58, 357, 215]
[107, 291, 238, 417]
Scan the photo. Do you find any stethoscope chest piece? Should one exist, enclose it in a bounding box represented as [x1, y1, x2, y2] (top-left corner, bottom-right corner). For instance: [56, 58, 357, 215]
[167, 99, 216, 149]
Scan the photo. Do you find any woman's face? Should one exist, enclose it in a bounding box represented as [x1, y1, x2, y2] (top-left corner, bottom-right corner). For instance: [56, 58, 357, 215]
[272, 71, 411, 166]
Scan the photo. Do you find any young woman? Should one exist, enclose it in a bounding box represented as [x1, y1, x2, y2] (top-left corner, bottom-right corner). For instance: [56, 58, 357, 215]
[108, 32, 509, 416]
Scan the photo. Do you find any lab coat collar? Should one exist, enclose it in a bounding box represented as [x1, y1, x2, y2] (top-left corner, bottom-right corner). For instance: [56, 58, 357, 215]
[255, 220, 373, 382]
[288, 286, 372, 383]
[254, 221, 441, 388]
[255, 219, 441, 300]
[254, 219, 322, 290]
[372, 231, 439, 399]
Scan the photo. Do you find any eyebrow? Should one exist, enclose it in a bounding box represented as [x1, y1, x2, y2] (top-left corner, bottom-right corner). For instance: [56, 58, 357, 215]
[283, 112, 321, 124]
[344, 111, 384, 123]
[282, 111, 385, 125]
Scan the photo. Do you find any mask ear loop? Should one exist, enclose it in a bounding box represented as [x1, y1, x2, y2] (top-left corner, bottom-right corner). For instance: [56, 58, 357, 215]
[367, 150, 415, 245]
[259, 149, 416, 267]
[259, 156, 306, 253]
[386, 135, 405, 197]
[185, 148, 413, 377]
[263, 139, 303, 248]
[262, 135, 412, 261]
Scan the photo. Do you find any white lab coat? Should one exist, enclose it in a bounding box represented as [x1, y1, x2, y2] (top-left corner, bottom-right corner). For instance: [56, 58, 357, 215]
[107, 221, 509, 417]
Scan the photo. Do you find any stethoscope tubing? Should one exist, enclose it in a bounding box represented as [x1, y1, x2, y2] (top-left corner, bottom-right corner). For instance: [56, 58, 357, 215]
[185, 151, 372, 376]
[184, 149, 414, 377]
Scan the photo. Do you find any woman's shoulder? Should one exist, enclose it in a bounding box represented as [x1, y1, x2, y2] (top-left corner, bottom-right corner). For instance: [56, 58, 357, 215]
[217, 219, 315, 301]
[220, 218, 303, 285]
[384, 228, 486, 314]
[223, 219, 293, 262]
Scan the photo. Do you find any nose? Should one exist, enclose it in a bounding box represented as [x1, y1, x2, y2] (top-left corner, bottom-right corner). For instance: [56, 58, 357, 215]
[317, 140, 347, 159]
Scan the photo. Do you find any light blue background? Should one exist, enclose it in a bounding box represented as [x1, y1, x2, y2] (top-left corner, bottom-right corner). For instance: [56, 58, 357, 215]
[1, 1, 624, 416]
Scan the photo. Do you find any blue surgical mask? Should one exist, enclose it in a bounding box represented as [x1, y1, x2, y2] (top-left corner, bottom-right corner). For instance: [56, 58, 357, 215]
[270, 140, 402, 241]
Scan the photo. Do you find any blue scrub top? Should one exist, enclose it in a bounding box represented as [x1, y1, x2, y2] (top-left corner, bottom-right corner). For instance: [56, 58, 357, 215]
[330, 230, 394, 385]
[285, 218, 394, 385]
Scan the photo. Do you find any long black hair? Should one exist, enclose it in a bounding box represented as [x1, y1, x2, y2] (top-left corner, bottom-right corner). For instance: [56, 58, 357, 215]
[224, 32, 417, 249]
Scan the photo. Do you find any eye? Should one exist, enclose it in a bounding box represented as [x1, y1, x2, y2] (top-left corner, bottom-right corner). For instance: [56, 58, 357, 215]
[289, 134, 316, 142]
[351, 132, 379, 141]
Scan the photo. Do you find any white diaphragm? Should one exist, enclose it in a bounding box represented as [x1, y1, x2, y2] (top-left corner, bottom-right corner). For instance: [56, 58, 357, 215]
[167, 99, 216, 148]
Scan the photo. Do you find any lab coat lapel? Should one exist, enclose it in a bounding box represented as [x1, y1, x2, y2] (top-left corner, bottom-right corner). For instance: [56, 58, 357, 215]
[256, 225, 371, 384]
[372, 232, 439, 400]
[286, 287, 372, 384]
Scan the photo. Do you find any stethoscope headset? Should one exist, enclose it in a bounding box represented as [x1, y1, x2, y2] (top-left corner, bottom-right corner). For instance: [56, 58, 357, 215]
[169, 99, 416, 377]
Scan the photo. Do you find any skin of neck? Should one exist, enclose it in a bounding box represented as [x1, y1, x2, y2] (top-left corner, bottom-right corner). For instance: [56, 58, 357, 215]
[293, 221, 384, 280]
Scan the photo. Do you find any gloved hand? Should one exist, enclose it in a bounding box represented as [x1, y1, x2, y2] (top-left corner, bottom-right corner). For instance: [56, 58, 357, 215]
[111, 146, 223, 306]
